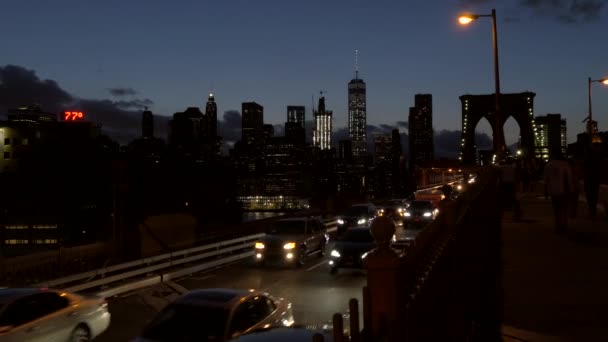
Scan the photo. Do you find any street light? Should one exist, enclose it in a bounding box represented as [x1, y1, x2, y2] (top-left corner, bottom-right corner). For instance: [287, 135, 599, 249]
[458, 9, 505, 158]
[587, 76, 608, 135]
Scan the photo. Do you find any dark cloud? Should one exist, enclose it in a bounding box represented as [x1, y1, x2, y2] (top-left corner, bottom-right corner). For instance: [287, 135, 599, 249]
[520, 0, 607, 23]
[434, 129, 493, 159]
[115, 98, 154, 110]
[218, 110, 242, 146]
[108, 87, 137, 97]
[458, 0, 494, 5]
[0, 64, 162, 144]
[72, 98, 168, 143]
[459, 0, 606, 23]
[0, 65, 73, 114]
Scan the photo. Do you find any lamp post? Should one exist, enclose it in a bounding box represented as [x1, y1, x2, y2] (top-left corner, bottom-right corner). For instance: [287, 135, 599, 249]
[587, 77, 608, 136]
[459, 9, 505, 158]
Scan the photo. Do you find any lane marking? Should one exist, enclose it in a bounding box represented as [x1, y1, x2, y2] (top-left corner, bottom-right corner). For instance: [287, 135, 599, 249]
[306, 260, 328, 272]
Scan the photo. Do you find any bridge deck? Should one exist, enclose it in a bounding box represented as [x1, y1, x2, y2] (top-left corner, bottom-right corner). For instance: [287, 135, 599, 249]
[502, 192, 608, 341]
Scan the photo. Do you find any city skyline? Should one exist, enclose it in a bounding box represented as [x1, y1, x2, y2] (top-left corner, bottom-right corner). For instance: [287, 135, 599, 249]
[0, 0, 607, 148]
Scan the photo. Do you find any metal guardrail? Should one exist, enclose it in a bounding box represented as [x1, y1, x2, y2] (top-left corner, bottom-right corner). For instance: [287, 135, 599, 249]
[34, 217, 338, 299]
[34, 233, 264, 297]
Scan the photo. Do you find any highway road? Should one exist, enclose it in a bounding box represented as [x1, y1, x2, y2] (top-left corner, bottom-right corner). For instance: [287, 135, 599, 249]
[95, 252, 367, 341]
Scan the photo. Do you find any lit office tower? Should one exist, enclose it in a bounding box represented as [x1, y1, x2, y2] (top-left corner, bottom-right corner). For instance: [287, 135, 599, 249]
[287, 105, 305, 125]
[313, 96, 332, 150]
[242, 102, 264, 146]
[285, 105, 305, 145]
[205, 92, 217, 138]
[348, 70, 366, 161]
[534, 113, 567, 160]
[408, 94, 434, 168]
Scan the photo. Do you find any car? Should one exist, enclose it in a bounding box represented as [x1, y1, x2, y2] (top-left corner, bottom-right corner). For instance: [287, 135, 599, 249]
[336, 203, 378, 234]
[135, 288, 294, 342]
[228, 326, 333, 342]
[0, 287, 110, 342]
[375, 199, 407, 223]
[253, 217, 329, 266]
[329, 227, 376, 274]
[403, 200, 438, 227]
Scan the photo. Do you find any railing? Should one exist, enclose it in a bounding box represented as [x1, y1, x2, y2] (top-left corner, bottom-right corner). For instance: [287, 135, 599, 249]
[29, 217, 337, 299]
[34, 233, 264, 298]
[0, 242, 108, 285]
[318, 167, 502, 342]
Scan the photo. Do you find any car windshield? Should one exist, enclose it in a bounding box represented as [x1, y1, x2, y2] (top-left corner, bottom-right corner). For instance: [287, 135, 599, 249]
[339, 229, 374, 243]
[141, 303, 230, 341]
[377, 200, 402, 207]
[344, 206, 368, 216]
[408, 201, 434, 210]
[268, 220, 305, 235]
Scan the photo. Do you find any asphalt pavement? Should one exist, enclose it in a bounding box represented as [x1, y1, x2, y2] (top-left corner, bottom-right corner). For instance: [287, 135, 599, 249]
[94, 251, 366, 341]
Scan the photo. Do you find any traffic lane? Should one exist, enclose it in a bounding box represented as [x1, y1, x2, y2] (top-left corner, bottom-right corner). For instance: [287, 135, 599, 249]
[94, 283, 180, 342]
[96, 254, 367, 341]
[174, 256, 367, 326]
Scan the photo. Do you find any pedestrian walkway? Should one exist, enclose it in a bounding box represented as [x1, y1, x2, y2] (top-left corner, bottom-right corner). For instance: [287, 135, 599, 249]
[501, 193, 608, 342]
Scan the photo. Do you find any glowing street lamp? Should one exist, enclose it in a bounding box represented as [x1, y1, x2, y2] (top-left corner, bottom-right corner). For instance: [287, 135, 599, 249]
[587, 76, 608, 135]
[458, 9, 505, 158]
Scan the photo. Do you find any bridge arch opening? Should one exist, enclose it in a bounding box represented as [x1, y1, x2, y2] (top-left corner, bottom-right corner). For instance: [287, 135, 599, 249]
[503, 116, 520, 155]
[474, 117, 493, 151]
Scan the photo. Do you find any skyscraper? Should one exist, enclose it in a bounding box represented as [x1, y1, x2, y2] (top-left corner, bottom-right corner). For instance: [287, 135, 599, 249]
[242, 102, 264, 146]
[205, 92, 217, 138]
[313, 95, 332, 150]
[287, 105, 305, 125]
[285, 106, 305, 145]
[348, 71, 366, 161]
[142, 109, 153, 138]
[408, 94, 434, 168]
[534, 113, 567, 160]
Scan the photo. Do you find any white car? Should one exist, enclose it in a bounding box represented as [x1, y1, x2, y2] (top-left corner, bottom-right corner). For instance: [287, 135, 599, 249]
[0, 288, 111, 342]
[134, 288, 295, 342]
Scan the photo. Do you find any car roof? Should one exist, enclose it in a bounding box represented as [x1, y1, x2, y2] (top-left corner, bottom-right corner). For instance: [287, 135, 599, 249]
[0, 288, 52, 304]
[176, 288, 256, 308]
[230, 326, 333, 341]
[410, 200, 433, 206]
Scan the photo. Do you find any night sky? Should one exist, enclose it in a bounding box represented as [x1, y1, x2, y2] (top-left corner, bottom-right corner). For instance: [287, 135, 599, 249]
[1, 0, 606, 152]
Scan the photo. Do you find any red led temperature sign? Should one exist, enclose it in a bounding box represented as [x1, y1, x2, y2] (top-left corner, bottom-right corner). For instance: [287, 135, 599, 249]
[64, 111, 85, 121]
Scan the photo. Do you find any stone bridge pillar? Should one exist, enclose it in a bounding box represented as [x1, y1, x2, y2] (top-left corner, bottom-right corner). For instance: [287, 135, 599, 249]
[364, 216, 404, 342]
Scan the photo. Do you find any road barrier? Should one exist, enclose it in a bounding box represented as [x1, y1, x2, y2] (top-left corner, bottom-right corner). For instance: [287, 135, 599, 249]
[33, 217, 338, 299]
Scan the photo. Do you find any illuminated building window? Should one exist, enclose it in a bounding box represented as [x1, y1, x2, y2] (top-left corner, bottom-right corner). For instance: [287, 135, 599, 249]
[6, 224, 28, 229]
[3, 152, 9, 159]
[5, 239, 28, 244]
[33, 239, 57, 244]
[33, 224, 57, 229]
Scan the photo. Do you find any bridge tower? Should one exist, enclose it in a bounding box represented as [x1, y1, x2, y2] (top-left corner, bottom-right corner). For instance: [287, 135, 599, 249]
[459, 92, 537, 164]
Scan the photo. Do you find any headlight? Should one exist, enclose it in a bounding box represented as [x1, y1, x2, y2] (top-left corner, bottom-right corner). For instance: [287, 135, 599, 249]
[357, 218, 367, 225]
[423, 212, 432, 217]
[404, 212, 411, 217]
[331, 250, 341, 258]
[361, 252, 369, 259]
[397, 208, 404, 213]
[337, 219, 345, 225]
[255, 242, 265, 249]
[283, 242, 296, 250]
